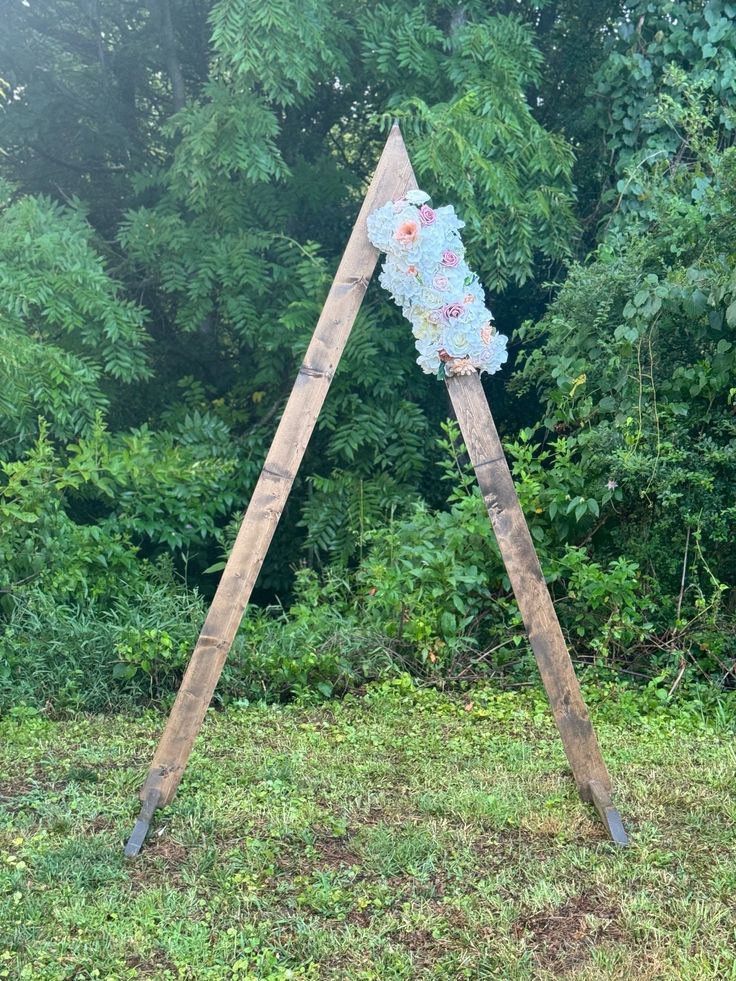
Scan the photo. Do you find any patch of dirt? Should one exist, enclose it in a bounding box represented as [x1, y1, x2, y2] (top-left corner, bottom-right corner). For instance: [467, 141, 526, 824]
[0, 759, 130, 806]
[124, 953, 178, 976]
[143, 835, 189, 865]
[0, 777, 34, 801]
[346, 907, 373, 928]
[513, 890, 625, 973]
[0, 772, 67, 814]
[127, 835, 190, 886]
[395, 926, 441, 958]
[86, 814, 117, 833]
[315, 835, 361, 870]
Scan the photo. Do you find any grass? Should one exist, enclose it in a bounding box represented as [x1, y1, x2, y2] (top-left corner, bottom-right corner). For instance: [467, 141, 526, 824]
[1, 677, 735, 979]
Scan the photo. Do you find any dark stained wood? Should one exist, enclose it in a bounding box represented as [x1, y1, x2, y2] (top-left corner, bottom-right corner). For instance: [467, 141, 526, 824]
[446, 372, 612, 800]
[136, 126, 418, 815]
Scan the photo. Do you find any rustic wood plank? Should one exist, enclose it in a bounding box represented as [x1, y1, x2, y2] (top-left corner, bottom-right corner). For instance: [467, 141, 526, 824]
[134, 126, 418, 820]
[445, 371, 612, 800]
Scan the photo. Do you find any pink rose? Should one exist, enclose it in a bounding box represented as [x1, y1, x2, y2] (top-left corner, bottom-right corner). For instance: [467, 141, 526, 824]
[464, 294, 475, 304]
[394, 220, 420, 247]
[419, 204, 436, 225]
[480, 323, 495, 344]
[433, 274, 450, 291]
[442, 302, 464, 320]
[441, 250, 460, 267]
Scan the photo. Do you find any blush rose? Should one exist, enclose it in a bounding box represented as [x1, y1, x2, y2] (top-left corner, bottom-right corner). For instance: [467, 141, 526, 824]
[419, 204, 436, 225]
[395, 220, 420, 247]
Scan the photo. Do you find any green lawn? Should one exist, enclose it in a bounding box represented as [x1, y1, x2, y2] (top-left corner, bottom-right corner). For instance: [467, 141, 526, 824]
[1, 679, 735, 980]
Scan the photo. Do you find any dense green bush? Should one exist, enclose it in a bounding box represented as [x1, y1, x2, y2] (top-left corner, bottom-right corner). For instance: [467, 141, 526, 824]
[0, 569, 386, 713]
[592, 0, 736, 217]
[514, 117, 736, 684]
[2, 408, 731, 713]
[0, 579, 204, 713]
[0, 418, 247, 607]
[344, 423, 663, 678]
[1, 0, 735, 713]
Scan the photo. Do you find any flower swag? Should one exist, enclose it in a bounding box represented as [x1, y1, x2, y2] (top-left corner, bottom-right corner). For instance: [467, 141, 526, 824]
[367, 189, 508, 378]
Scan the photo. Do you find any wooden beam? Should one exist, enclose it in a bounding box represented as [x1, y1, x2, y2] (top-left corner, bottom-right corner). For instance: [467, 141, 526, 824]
[445, 373, 615, 803]
[125, 126, 418, 856]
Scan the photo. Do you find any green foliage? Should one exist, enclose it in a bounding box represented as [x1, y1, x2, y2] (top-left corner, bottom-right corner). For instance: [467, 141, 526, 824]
[0, 0, 210, 224]
[0, 0, 603, 593]
[593, 0, 736, 218]
[515, 128, 736, 681]
[368, 8, 577, 290]
[209, 0, 348, 107]
[0, 579, 205, 713]
[517, 148, 736, 588]
[111, 0, 584, 575]
[0, 191, 149, 449]
[0, 417, 244, 609]
[299, 471, 411, 565]
[233, 570, 371, 704]
[162, 81, 289, 209]
[0, 566, 383, 713]
[0, 423, 141, 608]
[552, 548, 655, 660]
[299, 307, 432, 562]
[1, 0, 735, 710]
[348, 422, 660, 676]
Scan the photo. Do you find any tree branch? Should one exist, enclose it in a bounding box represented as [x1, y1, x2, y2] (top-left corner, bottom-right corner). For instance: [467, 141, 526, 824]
[149, 0, 186, 112]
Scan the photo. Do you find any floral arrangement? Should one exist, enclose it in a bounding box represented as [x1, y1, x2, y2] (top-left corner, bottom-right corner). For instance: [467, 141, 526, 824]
[366, 189, 508, 378]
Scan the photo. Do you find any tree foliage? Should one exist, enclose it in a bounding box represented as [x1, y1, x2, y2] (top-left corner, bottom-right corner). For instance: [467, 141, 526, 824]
[364, 5, 578, 289]
[0, 0, 734, 706]
[0, 189, 149, 450]
[593, 0, 736, 218]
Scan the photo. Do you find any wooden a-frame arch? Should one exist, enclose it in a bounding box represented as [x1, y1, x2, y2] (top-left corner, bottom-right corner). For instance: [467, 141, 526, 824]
[125, 125, 628, 857]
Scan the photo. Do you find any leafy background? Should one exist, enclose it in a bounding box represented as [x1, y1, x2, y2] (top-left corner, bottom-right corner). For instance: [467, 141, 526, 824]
[0, 0, 734, 711]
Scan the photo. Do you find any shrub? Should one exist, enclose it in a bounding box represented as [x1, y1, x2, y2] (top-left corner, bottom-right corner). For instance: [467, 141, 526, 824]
[0, 579, 205, 713]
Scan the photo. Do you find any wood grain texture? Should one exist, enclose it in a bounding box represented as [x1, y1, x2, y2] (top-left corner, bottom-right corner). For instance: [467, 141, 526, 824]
[140, 126, 418, 807]
[446, 372, 611, 799]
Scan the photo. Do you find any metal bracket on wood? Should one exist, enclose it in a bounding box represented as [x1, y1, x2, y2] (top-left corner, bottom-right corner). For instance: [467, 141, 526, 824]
[588, 780, 629, 846]
[124, 786, 161, 859]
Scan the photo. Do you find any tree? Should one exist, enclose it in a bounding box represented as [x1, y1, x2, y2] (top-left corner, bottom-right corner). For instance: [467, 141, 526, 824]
[0, 188, 149, 451]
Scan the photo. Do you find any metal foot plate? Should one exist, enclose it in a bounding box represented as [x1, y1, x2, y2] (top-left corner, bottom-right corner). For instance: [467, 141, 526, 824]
[124, 788, 161, 858]
[588, 779, 629, 846]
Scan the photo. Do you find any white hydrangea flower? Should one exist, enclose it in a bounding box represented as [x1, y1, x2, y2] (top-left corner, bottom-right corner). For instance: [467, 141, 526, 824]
[405, 189, 431, 205]
[417, 349, 441, 373]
